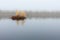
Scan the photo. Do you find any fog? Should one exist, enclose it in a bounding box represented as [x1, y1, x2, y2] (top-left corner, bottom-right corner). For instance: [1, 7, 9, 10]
[0, 11, 60, 19]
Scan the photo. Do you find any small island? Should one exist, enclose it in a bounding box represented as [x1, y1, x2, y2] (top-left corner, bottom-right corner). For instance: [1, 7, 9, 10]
[11, 10, 26, 20]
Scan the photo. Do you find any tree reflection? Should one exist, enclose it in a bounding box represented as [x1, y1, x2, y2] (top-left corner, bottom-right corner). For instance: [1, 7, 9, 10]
[16, 19, 25, 26]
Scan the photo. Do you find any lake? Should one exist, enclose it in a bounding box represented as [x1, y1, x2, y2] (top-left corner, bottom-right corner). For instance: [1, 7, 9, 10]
[0, 18, 60, 40]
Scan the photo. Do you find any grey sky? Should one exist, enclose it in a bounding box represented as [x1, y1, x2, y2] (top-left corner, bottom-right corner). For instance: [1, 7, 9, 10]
[0, 0, 60, 11]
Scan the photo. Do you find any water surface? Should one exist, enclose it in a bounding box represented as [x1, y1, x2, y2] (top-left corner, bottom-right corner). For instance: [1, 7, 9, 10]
[0, 18, 60, 40]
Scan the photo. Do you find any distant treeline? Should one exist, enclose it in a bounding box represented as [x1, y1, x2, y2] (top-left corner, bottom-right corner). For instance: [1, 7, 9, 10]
[0, 10, 60, 18]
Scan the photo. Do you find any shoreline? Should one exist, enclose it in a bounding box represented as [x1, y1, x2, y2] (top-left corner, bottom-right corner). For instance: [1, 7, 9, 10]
[0, 12, 60, 18]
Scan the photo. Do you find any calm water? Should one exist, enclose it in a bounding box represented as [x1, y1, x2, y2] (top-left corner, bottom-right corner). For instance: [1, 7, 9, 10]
[0, 18, 60, 40]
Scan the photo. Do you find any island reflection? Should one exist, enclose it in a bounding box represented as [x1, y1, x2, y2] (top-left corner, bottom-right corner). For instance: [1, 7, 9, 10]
[16, 20, 25, 26]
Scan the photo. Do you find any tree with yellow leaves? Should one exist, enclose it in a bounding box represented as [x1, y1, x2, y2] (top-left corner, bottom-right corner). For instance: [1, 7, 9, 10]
[19, 11, 26, 17]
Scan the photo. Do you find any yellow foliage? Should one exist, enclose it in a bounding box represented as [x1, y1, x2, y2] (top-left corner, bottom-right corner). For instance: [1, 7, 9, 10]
[16, 10, 26, 17]
[16, 10, 19, 16]
[20, 11, 26, 17]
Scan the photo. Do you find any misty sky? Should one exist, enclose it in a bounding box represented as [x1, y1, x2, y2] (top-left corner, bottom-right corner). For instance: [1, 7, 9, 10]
[0, 0, 60, 11]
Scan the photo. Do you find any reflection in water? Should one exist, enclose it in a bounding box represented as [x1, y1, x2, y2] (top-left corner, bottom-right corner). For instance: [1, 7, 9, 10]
[1, 18, 60, 40]
[16, 20, 25, 26]
[16, 20, 19, 25]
